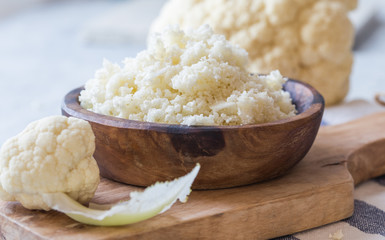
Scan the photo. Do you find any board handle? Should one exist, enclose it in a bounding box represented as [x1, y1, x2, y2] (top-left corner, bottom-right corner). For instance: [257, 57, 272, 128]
[317, 112, 385, 185]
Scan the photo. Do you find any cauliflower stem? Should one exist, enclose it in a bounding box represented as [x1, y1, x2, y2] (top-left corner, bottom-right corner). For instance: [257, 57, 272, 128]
[42, 164, 200, 226]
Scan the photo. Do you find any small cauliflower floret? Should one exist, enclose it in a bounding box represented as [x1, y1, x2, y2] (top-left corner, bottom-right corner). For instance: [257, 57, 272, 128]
[79, 25, 296, 126]
[150, 0, 357, 105]
[0, 116, 100, 210]
[0, 116, 200, 226]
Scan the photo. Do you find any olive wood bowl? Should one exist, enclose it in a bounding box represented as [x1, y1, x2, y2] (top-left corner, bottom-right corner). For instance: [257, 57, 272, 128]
[62, 79, 324, 189]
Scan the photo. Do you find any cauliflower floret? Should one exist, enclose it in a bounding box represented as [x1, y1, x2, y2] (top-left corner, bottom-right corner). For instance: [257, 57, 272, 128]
[150, 0, 357, 105]
[0, 116, 100, 210]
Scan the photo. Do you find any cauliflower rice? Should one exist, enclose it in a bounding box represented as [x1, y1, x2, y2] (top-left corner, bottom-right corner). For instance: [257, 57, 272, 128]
[79, 25, 296, 126]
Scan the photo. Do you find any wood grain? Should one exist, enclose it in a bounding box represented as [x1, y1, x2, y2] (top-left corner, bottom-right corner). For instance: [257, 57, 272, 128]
[1, 112, 385, 239]
[61, 79, 324, 189]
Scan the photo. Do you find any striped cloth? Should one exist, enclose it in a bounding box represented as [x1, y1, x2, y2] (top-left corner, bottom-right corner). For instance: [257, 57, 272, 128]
[273, 100, 385, 240]
[274, 176, 385, 240]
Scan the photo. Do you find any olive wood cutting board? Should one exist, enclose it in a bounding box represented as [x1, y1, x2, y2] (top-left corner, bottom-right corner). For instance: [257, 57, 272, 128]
[1, 112, 385, 240]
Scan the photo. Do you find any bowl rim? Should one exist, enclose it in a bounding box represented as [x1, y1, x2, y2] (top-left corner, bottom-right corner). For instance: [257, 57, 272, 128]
[62, 79, 324, 131]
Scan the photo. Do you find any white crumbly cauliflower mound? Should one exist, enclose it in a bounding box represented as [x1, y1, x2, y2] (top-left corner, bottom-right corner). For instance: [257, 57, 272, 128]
[79, 25, 296, 126]
[0, 116, 100, 210]
[150, 0, 357, 105]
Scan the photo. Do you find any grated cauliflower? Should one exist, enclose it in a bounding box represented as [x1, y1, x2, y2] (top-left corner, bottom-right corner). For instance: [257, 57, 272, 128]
[150, 0, 357, 105]
[79, 25, 296, 126]
[0, 116, 100, 210]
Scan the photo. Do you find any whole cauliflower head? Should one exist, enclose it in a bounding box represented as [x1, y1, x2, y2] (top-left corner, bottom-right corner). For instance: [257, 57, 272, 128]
[150, 0, 357, 105]
[0, 116, 100, 210]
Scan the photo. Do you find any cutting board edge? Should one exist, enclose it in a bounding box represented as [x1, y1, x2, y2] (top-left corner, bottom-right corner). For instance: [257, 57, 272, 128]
[0, 176, 354, 240]
[0, 208, 48, 240]
[111, 180, 355, 240]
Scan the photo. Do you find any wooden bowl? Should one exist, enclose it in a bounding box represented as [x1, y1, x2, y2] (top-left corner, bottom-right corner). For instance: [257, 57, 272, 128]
[62, 79, 324, 189]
